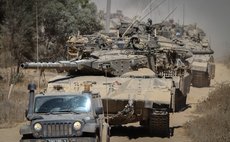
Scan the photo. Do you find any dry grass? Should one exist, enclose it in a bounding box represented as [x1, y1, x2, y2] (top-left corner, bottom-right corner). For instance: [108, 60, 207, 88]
[185, 83, 230, 142]
[0, 67, 54, 128]
[0, 73, 29, 128]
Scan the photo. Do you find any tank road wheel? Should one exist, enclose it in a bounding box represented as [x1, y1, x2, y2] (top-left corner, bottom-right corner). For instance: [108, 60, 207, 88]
[149, 108, 170, 137]
[192, 71, 210, 87]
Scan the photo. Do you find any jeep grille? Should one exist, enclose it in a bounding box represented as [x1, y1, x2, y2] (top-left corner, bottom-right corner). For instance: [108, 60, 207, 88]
[42, 122, 73, 137]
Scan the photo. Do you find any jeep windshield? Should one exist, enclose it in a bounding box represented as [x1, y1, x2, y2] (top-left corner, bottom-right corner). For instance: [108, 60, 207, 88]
[34, 95, 91, 114]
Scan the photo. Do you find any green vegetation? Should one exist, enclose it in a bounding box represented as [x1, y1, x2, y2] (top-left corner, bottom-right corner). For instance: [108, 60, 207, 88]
[186, 83, 230, 142]
[0, 0, 102, 70]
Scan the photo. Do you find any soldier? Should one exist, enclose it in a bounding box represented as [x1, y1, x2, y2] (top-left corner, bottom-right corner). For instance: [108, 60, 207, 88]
[66, 35, 88, 60]
[146, 18, 153, 34]
[128, 35, 145, 50]
[96, 34, 113, 49]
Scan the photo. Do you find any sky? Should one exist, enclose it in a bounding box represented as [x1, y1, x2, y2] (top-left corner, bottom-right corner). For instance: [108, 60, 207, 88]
[91, 0, 230, 59]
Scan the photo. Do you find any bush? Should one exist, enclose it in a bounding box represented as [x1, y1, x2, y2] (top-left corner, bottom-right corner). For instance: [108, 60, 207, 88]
[185, 83, 230, 142]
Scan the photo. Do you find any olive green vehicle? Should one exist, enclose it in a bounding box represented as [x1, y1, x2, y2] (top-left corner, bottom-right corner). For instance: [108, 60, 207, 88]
[19, 83, 110, 142]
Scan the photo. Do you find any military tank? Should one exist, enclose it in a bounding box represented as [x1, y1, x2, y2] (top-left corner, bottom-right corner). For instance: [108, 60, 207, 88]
[21, 35, 192, 136]
[44, 67, 190, 136]
[183, 25, 215, 87]
[152, 20, 215, 87]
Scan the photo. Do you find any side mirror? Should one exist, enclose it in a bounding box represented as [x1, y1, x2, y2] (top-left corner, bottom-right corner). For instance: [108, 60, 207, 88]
[95, 107, 103, 115]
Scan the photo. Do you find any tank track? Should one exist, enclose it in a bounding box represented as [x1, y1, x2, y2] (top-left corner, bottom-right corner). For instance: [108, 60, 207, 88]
[149, 108, 170, 137]
[192, 71, 210, 87]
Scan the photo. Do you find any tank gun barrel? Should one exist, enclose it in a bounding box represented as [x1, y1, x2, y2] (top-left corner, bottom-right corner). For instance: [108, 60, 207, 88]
[21, 61, 80, 69]
[191, 49, 214, 55]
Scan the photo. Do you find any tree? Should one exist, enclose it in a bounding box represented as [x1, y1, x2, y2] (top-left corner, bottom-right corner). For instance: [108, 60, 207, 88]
[0, 0, 5, 25]
[75, 2, 102, 35]
[0, 0, 36, 72]
[40, 0, 102, 46]
[0, 0, 102, 70]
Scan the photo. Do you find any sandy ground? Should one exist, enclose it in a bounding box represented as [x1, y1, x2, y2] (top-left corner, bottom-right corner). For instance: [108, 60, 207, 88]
[0, 63, 229, 142]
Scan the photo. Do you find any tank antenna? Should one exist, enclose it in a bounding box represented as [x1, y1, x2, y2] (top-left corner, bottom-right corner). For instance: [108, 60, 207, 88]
[161, 7, 177, 23]
[105, 0, 111, 33]
[182, 3, 185, 27]
[35, 0, 40, 91]
[122, 0, 166, 38]
[105, 67, 109, 124]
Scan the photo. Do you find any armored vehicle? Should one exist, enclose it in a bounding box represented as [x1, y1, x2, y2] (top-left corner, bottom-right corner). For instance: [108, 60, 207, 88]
[183, 25, 215, 87]
[20, 83, 110, 142]
[152, 20, 215, 87]
[43, 67, 190, 136]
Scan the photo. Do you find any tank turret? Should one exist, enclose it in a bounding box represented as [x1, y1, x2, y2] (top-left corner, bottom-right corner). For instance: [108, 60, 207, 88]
[21, 38, 192, 78]
[21, 50, 148, 76]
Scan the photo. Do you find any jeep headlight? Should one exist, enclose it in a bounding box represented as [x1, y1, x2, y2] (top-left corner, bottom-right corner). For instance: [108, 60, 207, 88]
[73, 121, 81, 131]
[34, 123, 42, 132]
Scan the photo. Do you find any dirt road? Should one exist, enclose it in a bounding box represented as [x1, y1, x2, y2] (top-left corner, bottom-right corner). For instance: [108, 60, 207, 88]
[0, 63, 229, 142]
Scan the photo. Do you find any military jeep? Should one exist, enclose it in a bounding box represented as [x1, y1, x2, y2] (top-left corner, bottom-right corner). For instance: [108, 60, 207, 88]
[20, 84, 110, 142]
